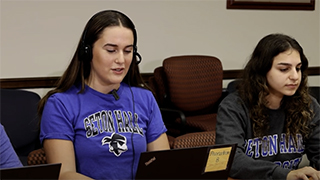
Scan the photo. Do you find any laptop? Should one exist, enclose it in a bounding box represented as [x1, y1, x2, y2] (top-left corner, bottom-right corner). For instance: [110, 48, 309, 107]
[0, 163, 61, 180]
[136, 143, 237, 180]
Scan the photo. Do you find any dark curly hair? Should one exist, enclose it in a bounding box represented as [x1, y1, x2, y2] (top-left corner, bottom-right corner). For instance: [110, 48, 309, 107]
[237, 33, 313, 141]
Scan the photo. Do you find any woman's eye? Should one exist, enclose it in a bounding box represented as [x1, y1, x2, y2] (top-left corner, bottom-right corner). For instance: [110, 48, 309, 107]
[107, 49, 115, 53]
[124, 49, 132, 54]
[296, 67, 301, 72]
[280, 68, 288, 72]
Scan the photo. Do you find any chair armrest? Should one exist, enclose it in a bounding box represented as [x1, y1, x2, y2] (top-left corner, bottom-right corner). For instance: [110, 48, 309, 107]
[160, 107, 187, 135]
[160, 107, 186, 125]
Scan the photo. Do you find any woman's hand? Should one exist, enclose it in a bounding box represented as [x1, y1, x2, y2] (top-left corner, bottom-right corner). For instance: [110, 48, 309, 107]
[287, 166, 320, 180]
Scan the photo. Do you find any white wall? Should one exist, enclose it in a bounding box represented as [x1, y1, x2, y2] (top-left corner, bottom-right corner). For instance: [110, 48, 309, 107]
[1, 0, 319, 92]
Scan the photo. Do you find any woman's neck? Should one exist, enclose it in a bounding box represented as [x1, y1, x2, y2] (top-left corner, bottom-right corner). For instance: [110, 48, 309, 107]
[85, 78, 120, 94]
[266, 93, 283, 110]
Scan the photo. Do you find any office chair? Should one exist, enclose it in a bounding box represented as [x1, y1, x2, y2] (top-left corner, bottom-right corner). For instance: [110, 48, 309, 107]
[27, 148, 47, 165]
[149, 55, 223, 137]
[226, 79, 241, 94]
[309, 86, 320, 103]
[173, 131, 215, 149]
[0, 89, 41, 165]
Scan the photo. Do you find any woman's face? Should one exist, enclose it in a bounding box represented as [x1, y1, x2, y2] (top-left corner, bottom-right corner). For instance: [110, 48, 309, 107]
[88, 26, 134, 93]
[266, 49, 302, 100]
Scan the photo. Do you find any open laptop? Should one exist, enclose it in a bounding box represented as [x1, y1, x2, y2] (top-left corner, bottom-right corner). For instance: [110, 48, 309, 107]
[0, 163, 61, 180]
[136, 143, 237, 180]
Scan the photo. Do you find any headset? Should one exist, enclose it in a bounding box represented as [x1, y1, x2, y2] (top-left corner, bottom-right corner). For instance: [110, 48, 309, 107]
[78, 11, 142, 65]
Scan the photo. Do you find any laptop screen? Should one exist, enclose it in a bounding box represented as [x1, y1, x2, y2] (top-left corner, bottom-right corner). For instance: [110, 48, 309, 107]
[136, 144, 237, 179]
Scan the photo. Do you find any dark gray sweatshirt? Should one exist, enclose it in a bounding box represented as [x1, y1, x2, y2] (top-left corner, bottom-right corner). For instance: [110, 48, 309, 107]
[215, 92, 320, 180]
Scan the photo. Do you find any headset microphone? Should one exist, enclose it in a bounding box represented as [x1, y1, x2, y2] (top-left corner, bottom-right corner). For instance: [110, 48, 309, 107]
[111, 89, 119, 101]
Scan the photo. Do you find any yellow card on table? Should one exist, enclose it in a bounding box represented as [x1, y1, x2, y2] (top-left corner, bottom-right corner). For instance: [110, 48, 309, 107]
[204, 147, 232, 172]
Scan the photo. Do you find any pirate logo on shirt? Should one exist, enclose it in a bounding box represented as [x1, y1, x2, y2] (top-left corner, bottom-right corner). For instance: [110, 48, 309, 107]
[102, 133, 128, 156]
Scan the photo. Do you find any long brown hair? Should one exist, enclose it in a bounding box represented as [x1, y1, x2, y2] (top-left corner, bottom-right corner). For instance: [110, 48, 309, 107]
[237, 33, 313, 140]
[38, 10, 149, 119]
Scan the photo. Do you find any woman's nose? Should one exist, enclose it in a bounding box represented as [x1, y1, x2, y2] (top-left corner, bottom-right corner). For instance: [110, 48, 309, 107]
[116, 52, 125, 63]
[289, 69, 299, 80]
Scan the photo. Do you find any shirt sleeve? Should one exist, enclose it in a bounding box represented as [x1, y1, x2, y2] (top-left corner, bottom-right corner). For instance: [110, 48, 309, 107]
[0, 124, 23, 169]
[145, 91, 167, 144]
[40, 94, 75, 143]
[215, 93, 290, 180]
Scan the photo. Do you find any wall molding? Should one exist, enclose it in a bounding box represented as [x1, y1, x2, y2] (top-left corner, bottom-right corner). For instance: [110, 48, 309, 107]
[0, 67, 319, 89]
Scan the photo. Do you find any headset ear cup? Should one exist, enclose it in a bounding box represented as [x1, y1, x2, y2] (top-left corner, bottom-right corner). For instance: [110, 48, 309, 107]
[79, 43, 92, 62]
[84, 44, 93, 61]
[133, 47, 142, 65]
[135, 52, 142, 65]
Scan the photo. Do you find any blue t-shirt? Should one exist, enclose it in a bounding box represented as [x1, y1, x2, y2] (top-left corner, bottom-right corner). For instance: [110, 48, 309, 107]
[0, 124, 23, 169]
[40, 82, 167, 180]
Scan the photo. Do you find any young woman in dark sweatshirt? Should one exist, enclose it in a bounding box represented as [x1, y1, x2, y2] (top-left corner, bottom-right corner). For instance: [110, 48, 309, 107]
[216, 33, 320, 180]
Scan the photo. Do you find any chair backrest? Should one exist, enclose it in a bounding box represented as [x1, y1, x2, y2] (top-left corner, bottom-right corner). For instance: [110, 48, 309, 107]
[173, 131, 215, 149]
[226, 79, 242, 94]
[0, 89, 41, 165]
[27, 148, 47, 165]
[162, 55, 223, 112]
[309, 86, 320, 103]
[150, 66, 169, 107]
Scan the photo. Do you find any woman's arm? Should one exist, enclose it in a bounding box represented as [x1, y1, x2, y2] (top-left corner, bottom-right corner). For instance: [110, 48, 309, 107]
[43, 139, 93, 180]
[0, 124, 22, 168]
[305, 98, 320, 170]
[287, 99, 320, 180]
[147, 133, 170, 151]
